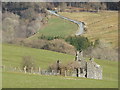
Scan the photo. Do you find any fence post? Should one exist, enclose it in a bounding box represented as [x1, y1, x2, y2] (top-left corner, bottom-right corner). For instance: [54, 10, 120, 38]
[14, 67, 17, 71]
[31, 67, 34, 74]
[24, 66, 27, 73]
[52, 70, 54, 75]
[65, 70, 67, 77]
[38, 67, 41, 74]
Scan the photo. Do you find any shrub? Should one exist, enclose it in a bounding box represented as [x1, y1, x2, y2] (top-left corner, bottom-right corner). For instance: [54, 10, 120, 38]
[21, 56, 35, 72]
[19, 39, 76, 55]
[48, 39, 76, 55]
[84, 40, 118, 61]
[38, 34, 64, 40]
[94, 39, 100, 47]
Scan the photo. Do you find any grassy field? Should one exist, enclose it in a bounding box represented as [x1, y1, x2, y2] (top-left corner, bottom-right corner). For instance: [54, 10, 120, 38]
[2, 71, 118, 88]
[2, 44, 118, 88]
[59, 11, 118, 48]
[29, 16, 78, 40]
[2, 44, 74, 69]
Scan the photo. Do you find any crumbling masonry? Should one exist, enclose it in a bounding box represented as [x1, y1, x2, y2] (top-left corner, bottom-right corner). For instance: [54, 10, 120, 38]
[73, 51, 102, 79]
[53, 51, 102, 79]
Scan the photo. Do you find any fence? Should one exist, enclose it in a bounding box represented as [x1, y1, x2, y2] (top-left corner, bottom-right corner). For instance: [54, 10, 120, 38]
[1, 65, 118, 81]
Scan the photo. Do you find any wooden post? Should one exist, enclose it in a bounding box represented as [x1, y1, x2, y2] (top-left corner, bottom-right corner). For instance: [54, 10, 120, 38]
[38, 67, 41, 74]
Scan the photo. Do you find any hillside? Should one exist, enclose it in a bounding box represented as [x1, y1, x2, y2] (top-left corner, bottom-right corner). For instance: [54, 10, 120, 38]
[2, 2, 119, 88]
[28, 16, 78, 40]
[2, 44, 74, 69]
[2, 44, 118, 88]
[59, 11, 118, 48]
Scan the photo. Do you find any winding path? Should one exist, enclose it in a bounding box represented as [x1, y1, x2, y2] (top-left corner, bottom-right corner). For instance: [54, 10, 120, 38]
[47, 10, 85, 36]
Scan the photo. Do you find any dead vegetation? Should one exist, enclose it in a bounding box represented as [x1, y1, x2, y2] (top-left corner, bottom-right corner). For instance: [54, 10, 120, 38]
[84, 40, 118, 61]
[11, 38, 76, 55]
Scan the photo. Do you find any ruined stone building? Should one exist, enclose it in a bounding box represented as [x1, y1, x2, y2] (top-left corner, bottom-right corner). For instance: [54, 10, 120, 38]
[73, 51, 102, 79]
[49, 51, 102, 79]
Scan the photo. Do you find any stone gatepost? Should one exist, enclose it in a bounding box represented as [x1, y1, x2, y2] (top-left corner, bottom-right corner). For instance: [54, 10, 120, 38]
[65, 70, 67, 77]
[24, 66, 27, 73]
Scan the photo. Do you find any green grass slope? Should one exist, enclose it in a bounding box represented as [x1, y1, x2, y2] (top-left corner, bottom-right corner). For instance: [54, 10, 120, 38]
[3, 71, 118, 88]
[2, 44, 118, 88]
[60, 11, 118, 48]
[29, 16, 78, 40]
[2, 44, 74, 69]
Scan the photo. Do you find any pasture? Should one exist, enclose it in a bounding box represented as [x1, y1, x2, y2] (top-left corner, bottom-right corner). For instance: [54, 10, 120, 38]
[59, 11, 118, 48]
[2, 71, 118, 88]
[2, 44, 118, 88]
[29, 16, 78, 40]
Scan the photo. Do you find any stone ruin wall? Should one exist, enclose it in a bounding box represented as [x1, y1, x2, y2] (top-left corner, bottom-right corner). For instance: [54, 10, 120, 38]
[87, 61, 102, 79]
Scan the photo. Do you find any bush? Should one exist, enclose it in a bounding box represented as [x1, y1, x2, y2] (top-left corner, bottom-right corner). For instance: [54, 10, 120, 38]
[65, 36, 91, 51]
[19, 39, 76, 55]
[94, 39, 100, 47]
[38, 34, 64, 40]
[84, 40, 118, 61]
[21, 56, 35, 72]
[48, 39, 76, 55]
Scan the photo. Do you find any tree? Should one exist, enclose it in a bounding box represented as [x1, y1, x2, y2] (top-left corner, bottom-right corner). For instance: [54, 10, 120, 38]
[65, 36, 91, 51]
[59, 2, 67, 12]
